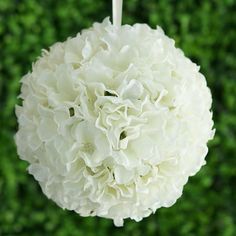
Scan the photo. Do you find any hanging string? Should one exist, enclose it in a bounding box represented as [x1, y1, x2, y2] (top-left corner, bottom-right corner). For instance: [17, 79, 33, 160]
[112, 0, 123, 27]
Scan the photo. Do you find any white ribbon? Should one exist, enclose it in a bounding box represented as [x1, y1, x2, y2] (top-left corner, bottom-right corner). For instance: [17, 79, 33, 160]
[112, 0, 123, 27]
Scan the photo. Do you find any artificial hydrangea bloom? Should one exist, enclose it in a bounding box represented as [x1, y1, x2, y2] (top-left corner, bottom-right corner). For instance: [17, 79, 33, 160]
[15, 18, 215, 226]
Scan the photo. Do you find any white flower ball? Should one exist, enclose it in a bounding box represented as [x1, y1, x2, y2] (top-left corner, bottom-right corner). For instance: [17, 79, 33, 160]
[15, 18, 215, 226]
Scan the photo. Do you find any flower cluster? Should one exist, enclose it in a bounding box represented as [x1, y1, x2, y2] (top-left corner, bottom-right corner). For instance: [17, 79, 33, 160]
[15, 18, 215, 226]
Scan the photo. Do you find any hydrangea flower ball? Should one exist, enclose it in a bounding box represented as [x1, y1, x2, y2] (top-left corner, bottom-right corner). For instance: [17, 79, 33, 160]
[15, 18, 215, 226]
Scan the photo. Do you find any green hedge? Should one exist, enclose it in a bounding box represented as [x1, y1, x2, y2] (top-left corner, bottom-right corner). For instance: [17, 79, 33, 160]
[0, 0, 236, 235]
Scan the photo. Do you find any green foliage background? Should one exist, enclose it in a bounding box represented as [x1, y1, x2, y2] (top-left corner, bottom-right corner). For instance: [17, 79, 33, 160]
[0, 0, 235, 235]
